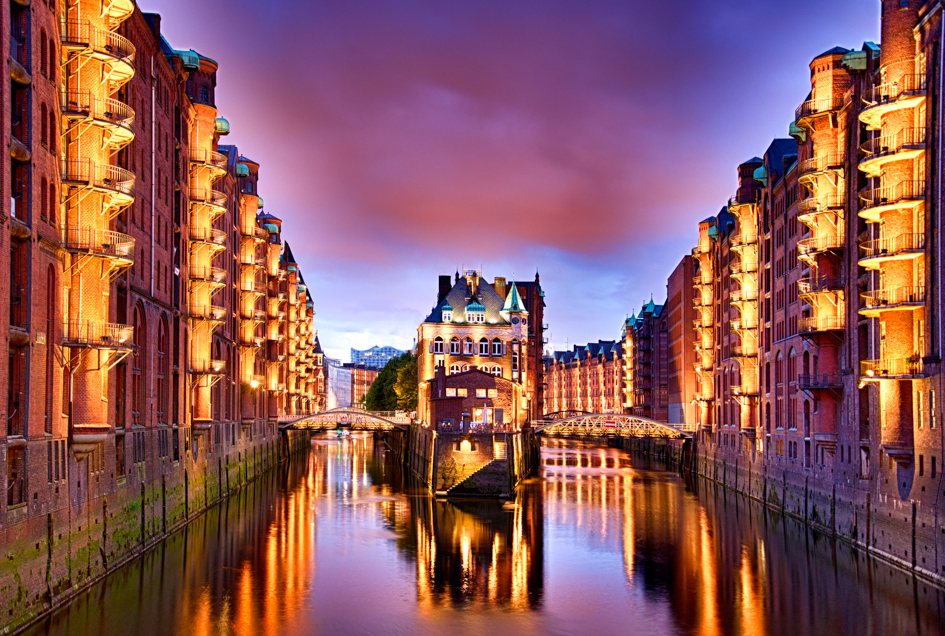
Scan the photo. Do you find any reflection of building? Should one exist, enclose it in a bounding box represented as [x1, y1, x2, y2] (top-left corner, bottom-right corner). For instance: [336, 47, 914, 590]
[418, 270, 543, 428]
[351, 345, 406, 369]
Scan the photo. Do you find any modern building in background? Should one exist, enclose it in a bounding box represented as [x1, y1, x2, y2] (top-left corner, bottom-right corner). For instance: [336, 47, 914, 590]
[0, 1, 324, 620]
[326, 360, 352, 410]
[351, 345, 407, 369]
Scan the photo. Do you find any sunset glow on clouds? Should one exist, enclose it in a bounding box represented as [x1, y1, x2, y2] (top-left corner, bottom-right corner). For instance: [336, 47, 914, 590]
[149, 0, 878, 359]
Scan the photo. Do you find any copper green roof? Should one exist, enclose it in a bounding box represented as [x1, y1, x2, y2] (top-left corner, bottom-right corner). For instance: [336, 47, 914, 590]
[502, 281, 526, 313]
[466, 300, 485, 312]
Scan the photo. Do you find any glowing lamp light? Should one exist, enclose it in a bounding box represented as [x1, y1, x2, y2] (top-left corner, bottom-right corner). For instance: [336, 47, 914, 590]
[250, 379, 260, 389]
[866, 369, 874, 377]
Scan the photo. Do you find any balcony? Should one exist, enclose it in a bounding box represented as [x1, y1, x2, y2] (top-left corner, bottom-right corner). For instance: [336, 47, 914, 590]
[798, 154, 844, 185]
[860, 357, 925, 380]
[730, 259, 758, 275]
[795, 96, 846, 127]
[731, 345, 757, 360]
[859, 286, 925, 316]
[189, 225, 227, 246]
[730, 232, 758, 249]
[859, 128, 926, 177]
[730, 289, 758, 304]
[190, 303, 227, 322]
[731, 319, 756, 332]
[859, 181, 926, 221]
[190, 148, 228, 178]
[190, 266, 227, 284]
[798, 373, 843, 391]
[62, 160, 135, 208]
[61, 227, 134, 266]
[798, 275, 843, 297]
[192, 359, 226, 375]
[62, 320, 133, 349]
[797, 195, 844, 225]
[858, 233, 925, 269]
[798, 235, 844, 260]
[61, 91, 135, 152]
[799, 315, 844, 334]
[693, 317, 713, 330]
[60, 21, 135, 91]
[693, 275, 711, 288]
[190, 188, 228, 217]
[859, 75, 928, 130]
[101, 0, 136, 24]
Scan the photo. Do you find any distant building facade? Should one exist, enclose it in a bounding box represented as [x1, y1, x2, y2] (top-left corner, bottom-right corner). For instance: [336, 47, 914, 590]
[326, 360, 352, 410]
[343, 363, 380, 407]
[544, 341, 623, 414]
[351, 345, 407, 369]
[666, 256, 697, 427]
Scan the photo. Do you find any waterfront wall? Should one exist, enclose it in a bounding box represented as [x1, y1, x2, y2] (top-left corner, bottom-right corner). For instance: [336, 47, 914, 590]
[0, 429, 310, 635]
[690, 433, 945, 587]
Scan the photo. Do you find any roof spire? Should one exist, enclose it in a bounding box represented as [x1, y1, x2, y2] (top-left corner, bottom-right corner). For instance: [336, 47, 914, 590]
[503, 280, 527, 313]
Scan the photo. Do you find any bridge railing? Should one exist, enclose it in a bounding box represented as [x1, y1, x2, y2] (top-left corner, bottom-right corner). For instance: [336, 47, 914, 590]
[437, 422, 517, 433]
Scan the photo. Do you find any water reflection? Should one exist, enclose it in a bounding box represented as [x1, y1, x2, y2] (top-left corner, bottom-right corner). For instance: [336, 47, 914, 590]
[27, 435, 945, 636]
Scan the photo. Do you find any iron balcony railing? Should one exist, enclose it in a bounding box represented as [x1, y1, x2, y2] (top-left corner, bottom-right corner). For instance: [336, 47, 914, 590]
[730, 289, 758, 303]
[798, 153, 845, 176]
[61, 20, 136, 66]
[860, 286, 926, 310]
[795, 96, 846, 122]
[190, 148, 228, 170]
[61, 227, 135, 260]
[798, 195, 844, 216]
[189, 188, 227, 208]
[862, 74, 927, 108]
[799, 315, 844, 333]
[859, 180, 925, 213]
[189, 304, 227, 321]
[190, 266, 227, 283]
[798, 373, 843, 390]
[861, 358, 924, 378]
[730, 259, 758, 274]
[61, 91, 135, 130]
[731, 232, 758, 248]
[62, 320, 133, 348]
[731, 319, 756, 331]
[731, 345, 757, 358]
[798, 234, 844, 256]
[860, 127, 926, 158]
[192, 359, 226, 374]
[798, 275, 843, 295]
[859, 232, 926, 260]
[189, 225, 226, 245]
[62, 160, 135, 197]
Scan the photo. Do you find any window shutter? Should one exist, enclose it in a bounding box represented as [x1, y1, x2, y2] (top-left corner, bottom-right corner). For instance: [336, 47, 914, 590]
[502, 342, 507, 356]
[429, 342, 433, 353]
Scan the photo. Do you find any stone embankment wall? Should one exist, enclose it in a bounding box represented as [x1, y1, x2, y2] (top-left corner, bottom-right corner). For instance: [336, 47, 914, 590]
[689, 436, 945, 588]
[0, 430, 310, 635]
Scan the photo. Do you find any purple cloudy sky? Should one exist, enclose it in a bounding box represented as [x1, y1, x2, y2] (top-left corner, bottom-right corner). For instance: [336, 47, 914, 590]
[147, 0, 878, 361]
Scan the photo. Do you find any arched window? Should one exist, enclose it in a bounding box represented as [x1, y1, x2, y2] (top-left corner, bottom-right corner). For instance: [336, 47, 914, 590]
[41, 102, 48, 147]
[157, 317, 168, 424]
[48, 109, 56, 152]
[449, 364, 460, 375]
[491, 365, 502, 377]
[247, 180, 253, 193]
[200, 85, 209, 104]
[449, 337, 460, 355]
[433, 336, 444, 354]
[40, 177, 48, 222]
[132, 304, 146, 426]
[48, 182, 56, 226]
[492, 338, 502, 356]
[463, 337, 474, 355]
[461, 364, 469, 372]
[788, 347, 796, 383]
[40, 30, 47, 76]
[478, 338, 489, 355]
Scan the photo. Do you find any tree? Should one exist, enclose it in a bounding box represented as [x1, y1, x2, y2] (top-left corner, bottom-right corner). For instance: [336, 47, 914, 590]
[393, 355, 418, 411]
[364, 352, 416, 412]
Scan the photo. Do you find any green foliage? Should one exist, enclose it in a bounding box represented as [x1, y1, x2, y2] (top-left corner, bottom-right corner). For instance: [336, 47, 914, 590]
[364, 352, 417, 412]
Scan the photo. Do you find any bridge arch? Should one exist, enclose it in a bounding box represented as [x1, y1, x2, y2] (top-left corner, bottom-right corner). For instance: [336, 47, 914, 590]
[533, 413, 693, 439]
[279, 407, 410, 431]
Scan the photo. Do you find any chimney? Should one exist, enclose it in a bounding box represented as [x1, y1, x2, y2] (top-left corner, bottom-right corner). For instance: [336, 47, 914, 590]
[494, 277, 506, 300]
[438, 275, 451, 303]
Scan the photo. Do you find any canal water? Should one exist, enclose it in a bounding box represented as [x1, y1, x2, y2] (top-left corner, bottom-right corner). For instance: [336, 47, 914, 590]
[27, 434, 945, 636]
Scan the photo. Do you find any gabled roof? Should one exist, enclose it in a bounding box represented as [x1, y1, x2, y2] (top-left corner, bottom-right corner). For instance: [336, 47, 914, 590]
[283, 242, 297, 265]
[425, 275, 509, 324]
[815, 46, 851, 59]
[312, 335, 324, 355]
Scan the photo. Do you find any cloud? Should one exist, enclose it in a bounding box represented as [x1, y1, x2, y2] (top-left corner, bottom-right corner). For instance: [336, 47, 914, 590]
[146, 0, 879, 356]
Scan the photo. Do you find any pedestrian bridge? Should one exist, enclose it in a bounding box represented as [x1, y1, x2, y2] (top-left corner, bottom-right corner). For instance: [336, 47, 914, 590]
[278, 408, 411, 431]
[533, 413, 694, 439]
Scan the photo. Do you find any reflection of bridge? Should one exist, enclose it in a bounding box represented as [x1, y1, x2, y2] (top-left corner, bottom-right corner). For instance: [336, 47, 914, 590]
[533, 413, 694, 439]
[279, 408, 411, 431]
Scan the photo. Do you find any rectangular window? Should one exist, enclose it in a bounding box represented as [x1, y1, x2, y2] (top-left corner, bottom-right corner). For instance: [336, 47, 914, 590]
[919, 454, 924, 477]
[931, 391, 936, 429]
[457, 388, 467, 397]
[445, 388, 456, 397]
[488, 389, 497, 398]
[47, 442, 53, 483]
[476, 389, 486, 398]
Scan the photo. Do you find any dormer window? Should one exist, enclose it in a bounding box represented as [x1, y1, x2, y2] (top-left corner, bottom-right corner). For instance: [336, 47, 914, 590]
[442, 310, 452, 322]
[467, 311, 485, 324]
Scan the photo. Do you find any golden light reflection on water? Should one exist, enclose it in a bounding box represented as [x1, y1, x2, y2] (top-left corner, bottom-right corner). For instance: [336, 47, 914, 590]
[26, 435, 945, 636]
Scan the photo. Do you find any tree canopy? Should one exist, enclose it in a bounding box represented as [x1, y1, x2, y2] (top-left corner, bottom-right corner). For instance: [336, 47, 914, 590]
[364, 352, 417, 412]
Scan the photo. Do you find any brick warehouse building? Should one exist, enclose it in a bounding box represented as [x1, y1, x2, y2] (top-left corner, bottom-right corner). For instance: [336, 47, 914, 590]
[544, 340, 623, 415]
[0, 0, 324, 626]
[417, 270, 545, 429]
[690, 0, 945, 584]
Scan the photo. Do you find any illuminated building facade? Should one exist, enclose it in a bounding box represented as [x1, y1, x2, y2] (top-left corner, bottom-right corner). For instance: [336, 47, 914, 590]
[690, 0, 945, 582]
[0, 2, 322, 621]
[544, 341, 623, 414]
[417, 270, 542, 428]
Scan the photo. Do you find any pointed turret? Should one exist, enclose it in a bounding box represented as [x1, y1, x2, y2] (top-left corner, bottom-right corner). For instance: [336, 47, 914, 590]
[503, 281, 527, 313]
